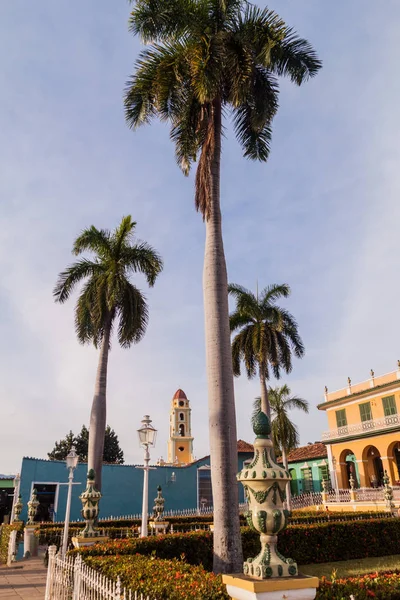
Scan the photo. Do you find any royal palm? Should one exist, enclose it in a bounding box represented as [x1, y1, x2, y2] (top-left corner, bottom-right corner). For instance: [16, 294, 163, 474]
[54, 216, 163, 490]
[269, 384, 309, 509]
[229, 283, 304, 419]
[125, 0, 320, 572]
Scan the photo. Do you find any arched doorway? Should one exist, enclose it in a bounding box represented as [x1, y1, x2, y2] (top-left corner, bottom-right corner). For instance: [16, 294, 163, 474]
[289, 469, 298, 496]
[362, 445, 383, 487]
[386, 441, 400, 484]
[339, 449, 359, 488]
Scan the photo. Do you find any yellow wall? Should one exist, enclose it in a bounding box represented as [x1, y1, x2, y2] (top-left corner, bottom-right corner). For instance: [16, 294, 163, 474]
[331, 432, 400, 487]
[326, 389, 400, 431]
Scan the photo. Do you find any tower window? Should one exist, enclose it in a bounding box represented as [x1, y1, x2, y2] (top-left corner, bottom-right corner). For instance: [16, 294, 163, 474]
[179, 413, 184, 421]
[178, 446, 184, 452]
[179, 424, 185, 437]
[179, 401, 184, 407]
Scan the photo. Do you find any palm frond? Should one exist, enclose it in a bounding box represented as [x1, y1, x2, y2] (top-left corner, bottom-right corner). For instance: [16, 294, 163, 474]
[116, 283, 149, 347]
[261, 283, 290, 304]
[54, 260, 104, 303]
[129, 0, 198, 43]
[232, 67, 278, 161]
[270, 29, 322, 85]
[284, 396, 309, 413]
[72, 226, 112, 258]
[121, 242, 163, 287]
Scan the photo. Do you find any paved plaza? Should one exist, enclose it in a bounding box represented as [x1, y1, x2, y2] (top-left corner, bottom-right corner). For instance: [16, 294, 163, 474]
[0, 559, 46, 599]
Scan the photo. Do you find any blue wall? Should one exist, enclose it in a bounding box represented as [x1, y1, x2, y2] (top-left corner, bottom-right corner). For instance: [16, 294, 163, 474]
[19, 453, 252, 522]
[287, 456, 328, 494]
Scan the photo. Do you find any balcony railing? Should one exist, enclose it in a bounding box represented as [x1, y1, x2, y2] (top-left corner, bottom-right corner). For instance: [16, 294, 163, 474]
[322, 414, 400, 441]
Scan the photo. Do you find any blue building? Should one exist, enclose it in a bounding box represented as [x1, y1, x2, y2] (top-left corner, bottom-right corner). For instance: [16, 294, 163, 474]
[19, 441, 254, 523]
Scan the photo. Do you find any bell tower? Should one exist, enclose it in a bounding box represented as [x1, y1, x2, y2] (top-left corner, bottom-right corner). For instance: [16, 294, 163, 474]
[167, 389, 194, 464]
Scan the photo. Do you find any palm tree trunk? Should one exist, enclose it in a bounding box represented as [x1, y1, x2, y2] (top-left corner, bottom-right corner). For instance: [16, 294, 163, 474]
[282, 447, 292, 511]
[259, 367, 270, 421]
[203, 99, 243, 573]
[88, 317, 111, 492]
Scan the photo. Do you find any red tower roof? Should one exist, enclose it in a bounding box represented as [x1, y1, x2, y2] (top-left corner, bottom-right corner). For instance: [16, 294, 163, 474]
[173, 389, 187, 400]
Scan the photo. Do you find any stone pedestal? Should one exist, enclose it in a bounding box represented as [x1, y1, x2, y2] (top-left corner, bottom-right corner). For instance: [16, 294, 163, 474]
[223, 574, 319, 600]
[149, 521, 169, 535]
[71, 535, 109, 549]
[24, 525, 38, 558]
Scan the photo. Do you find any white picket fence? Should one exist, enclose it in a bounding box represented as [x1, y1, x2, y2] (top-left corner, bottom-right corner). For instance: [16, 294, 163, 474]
[45, 546, 156, 600]
[53, 502, 249, 525]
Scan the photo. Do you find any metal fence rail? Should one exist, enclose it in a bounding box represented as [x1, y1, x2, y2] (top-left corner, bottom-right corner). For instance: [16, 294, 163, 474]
[45, 546, 156, 600]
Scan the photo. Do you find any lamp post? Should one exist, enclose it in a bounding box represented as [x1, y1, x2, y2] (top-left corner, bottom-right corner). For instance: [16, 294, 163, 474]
[61, 446, 79, 557]
[136, 415, 157, 538]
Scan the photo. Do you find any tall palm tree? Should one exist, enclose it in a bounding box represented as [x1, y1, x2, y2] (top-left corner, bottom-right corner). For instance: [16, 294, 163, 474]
[229, 283, 305, 421]
[269, 384, 309, 510]
[125, 0, 321, 572]
[54, 216, 163, 491]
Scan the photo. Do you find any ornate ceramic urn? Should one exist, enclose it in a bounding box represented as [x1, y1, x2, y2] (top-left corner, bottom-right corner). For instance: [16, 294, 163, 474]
[79, 469, 102, 538]
[153, 486, 165, 522]
[27, 489, 39, 525]
[13, 495, 23, 522]
[237, 409, 297, 579]
[383, 470, 394, 511]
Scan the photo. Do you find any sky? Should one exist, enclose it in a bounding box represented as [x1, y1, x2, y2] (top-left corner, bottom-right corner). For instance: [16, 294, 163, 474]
[1, 1, 400, 475]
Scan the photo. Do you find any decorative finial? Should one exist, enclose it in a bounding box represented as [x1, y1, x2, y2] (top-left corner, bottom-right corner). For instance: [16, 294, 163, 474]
[153, 485, 165, 522]
[324, 386, 328, 394]
[347, 377, 351, 386]
[370, 369, 374, 377]
[398, 360, 400, 369]
[252, 410, 271, 438]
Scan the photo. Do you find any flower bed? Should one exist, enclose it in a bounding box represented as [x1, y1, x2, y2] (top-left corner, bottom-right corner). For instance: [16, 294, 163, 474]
[85, 554, 229, 600]
[84, 554, 400, 600]
[318, 571, 400, 600]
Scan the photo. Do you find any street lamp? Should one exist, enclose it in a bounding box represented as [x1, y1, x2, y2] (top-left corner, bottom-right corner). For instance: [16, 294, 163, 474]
[61, 446, 79, 557]
[136, 416, 157, 538]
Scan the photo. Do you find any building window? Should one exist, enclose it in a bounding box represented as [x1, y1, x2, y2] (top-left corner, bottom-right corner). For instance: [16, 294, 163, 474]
[178, 446, 184, 452]
[318, 465, 330, 489]
[179, 424, 185, 437]
[335, 409, 347, 428]
[197, 468, 213, 508]
[359, 401, 372, 423]
[302, 468, 314, 492]
[382, 395, 397, 417]
[179, 413, 184, 421]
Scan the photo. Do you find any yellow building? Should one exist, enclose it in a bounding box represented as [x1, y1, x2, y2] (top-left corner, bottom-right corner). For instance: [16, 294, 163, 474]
[167, 389, 194, 465]
[318, 363, 400, 488]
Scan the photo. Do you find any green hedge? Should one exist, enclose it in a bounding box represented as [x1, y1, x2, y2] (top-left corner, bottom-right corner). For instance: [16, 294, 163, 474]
[0, 523, 24, 564]
[72, 531, 216, 570]
[73, 518, 400, 567]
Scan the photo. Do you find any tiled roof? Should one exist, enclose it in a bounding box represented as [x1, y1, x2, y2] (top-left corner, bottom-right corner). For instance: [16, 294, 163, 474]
[173, 389, 187, 400]
[237, 440, 254, 452]
[278, 442, 327, 463]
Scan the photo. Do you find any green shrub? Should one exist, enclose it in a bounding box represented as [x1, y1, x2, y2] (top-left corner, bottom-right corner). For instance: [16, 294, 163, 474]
[85, 554, 229, 600]
[0, 523, 24, 564]
[278, 519, 400, 565]
[73, 518, 400, 568]
[72, 531, 215, 570]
